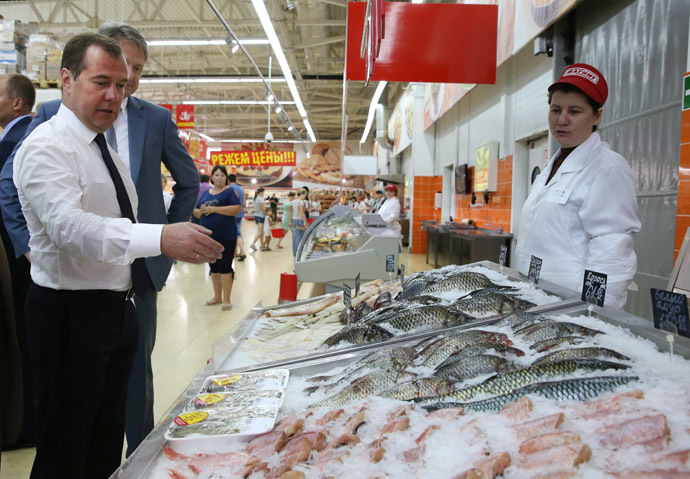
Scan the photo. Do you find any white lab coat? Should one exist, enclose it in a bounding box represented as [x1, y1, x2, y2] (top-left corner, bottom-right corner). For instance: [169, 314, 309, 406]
[378, 196, 401, 235]
[515, 132, 641, 309]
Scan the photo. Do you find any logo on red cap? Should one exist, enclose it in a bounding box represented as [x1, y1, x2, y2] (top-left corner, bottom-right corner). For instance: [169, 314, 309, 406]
[563, 67, 599, 85]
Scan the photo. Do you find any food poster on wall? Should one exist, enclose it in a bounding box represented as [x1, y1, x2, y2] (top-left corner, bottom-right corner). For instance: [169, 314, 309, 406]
[294, 140, 376, 190]
[423, 0, 516, 131]
[513, 0, 581, 54]
[388, 87, 414, 157]
[210, 143, 298, 188]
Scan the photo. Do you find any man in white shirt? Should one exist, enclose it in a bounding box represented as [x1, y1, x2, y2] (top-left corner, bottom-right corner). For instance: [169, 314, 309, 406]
[13, 33, 222, 479]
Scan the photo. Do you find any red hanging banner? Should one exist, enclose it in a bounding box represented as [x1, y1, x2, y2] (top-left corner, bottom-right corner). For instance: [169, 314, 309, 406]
[210, 150, 297, 167]
[176, 104, 194, 129]
[347, 2, 497, 84]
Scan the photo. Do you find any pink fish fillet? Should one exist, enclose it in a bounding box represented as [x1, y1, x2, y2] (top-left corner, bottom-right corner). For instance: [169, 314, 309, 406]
[520, 444, 592, 470]
[162, 444, 260, 477]
[598, 414, 670, 449]
[609, 471, 690, 479]
[512, 413, 565, 441]
[472, 452, 511, 478]
[519, 431, 581, 455]
[498, 396, 533, 421]
[653, 449, 690, 465]
[425, 406, 464, 421]
[246, 429, 288, 456]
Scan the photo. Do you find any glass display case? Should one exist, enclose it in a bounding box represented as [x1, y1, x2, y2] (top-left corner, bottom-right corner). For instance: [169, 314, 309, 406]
[295, 206, 400, 291]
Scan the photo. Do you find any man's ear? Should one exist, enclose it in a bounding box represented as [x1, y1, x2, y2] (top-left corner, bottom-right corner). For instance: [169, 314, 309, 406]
[12, 97, 24, 113]
[60, 68, 72, 96]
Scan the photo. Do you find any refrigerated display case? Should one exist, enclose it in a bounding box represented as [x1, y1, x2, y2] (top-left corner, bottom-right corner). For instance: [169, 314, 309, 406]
[294, 206, 401, 291]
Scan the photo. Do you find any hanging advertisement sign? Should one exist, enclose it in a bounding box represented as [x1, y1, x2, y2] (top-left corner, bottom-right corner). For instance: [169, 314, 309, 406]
[294, 141, 375, 190]
[474, 141, 499, 192]
[210, 150, 297, 167]
[388, 87, 414, 157]
[176, 104, 194, 129]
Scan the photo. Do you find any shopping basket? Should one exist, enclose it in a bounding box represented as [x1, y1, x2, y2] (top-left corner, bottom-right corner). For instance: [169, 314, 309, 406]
[271, 228, 286, 238]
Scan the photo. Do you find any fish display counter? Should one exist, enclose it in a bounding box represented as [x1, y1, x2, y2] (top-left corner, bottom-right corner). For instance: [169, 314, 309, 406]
[208, 261, 581, 374]
[294, 207, 401, 292]
[116, 292, 690, 478]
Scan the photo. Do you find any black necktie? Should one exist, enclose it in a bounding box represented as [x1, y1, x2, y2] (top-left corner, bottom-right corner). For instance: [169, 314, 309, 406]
[94, 133, 148, 298]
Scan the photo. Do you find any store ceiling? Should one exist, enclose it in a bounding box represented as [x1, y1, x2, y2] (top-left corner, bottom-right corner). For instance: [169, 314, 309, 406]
[1, 0, 382, 143]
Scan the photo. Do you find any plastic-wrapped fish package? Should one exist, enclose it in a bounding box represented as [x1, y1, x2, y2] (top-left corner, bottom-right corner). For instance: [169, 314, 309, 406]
[166, 406, 279, 439]
[188, 390, 284, 411]
[202, 370, 289, 394]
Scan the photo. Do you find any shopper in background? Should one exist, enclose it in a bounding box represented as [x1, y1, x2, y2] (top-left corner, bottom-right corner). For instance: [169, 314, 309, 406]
[0, 73, 35, 451]
[194, 165, 241, 311]
[227, 174, 247, 261]
[161, 174, 172, 212]
[515, 63, 640, 309]
[372, 189, 385, 213]
[292, 189, 308, 255]
[12, 33, 221, 479]
[357, 194, 368, 213]
[281, 191, 295, 250]
[364, 192, 374, 212]
[191, 174, 210, 225]
[250, 187, 266, 251]
[308, 191, 321, 219]
[0, 22, 202, 459]
[261, 197, 278, 251]
[378, 184, 402, 236]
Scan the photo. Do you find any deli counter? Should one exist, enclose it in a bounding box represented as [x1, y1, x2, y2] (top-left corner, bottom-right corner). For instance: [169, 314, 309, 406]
[294, 206, 401, 292]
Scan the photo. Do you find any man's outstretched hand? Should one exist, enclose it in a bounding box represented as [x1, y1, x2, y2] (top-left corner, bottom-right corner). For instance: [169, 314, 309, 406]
[161, 223, 223, 263]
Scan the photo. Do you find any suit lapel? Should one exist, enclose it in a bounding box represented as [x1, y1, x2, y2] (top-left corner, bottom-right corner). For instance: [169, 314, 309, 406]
[127, 97, 146, 184]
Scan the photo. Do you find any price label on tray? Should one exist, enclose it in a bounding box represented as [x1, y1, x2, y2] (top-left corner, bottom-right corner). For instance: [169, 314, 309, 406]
[212, 374, 242, 386]
[193, 393, 226, 406]
[256, 378, 285, 390]
[174, 411, 209, 426]
[253, 396, 282, 408]
[241, 417, 275, 435]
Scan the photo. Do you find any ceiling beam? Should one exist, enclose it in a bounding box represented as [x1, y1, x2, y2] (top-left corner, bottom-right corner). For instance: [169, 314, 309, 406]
[33, 19, 345, 30]
[293, 34, 345, 50]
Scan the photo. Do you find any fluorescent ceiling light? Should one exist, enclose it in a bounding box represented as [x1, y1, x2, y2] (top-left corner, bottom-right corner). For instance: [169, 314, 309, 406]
[182, 100, 296, 105]
[147, 38, 269, 46]
[303, 119, 316, 143]
[360, 81, 387, 144]
[199, 133, 216, 141]
[140, 77, 286, 84]
[411, 0, 424, 3]
[251, 0, 307, 118]
[275, 105, 282, 113]
[231, 41, 240, 54]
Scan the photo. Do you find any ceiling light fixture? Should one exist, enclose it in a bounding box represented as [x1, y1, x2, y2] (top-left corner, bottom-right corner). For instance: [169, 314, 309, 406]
[182, 100, 296, 105]
[275, 105, 282, 114]
[303, 119, 316, 143]
[360, 81, 388, 144]
[251, 0, 307, 119]
[287, 125, 294, 131]
[199, 133, 217, 141]
[231, 40, 240, 54]
[147, 38, 270, 47]
[139, 77, 287, 84]
[266, 93, 274, 102]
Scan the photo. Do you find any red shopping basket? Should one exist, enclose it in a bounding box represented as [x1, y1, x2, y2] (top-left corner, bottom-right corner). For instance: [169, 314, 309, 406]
[271, 228, 286, 238]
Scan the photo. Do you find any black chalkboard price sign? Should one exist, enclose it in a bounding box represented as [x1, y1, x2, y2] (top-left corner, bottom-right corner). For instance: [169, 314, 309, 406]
[651, 288, 690, 339]
[343, 283, 352, 310]
[528, 255, 542, 284]
[399, 264, 405, 289]
[499, 244, 507, 267]
[354, 273, 361, 297]
[581, 270, 607, 307]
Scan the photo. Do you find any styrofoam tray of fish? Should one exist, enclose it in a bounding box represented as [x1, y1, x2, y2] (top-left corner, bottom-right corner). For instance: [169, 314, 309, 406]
[148, 305, 690, 478]
[163, 370, 290, 452]
[213, 264, 578, 373]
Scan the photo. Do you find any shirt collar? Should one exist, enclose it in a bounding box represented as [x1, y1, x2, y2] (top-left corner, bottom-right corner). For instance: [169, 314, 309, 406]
[0, 113, 31, 141]
[56, 104, 101, 145]
[119, 97, 129, 119]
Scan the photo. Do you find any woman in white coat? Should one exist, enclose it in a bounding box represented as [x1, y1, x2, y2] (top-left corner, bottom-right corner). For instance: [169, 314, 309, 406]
[515, 63, 641, 309]
[378, 184, 402, 235]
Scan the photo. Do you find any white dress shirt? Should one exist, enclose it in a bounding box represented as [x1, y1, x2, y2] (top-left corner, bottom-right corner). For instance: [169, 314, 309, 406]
[111, 96, 130, 170]
[13, 104, 163, 291]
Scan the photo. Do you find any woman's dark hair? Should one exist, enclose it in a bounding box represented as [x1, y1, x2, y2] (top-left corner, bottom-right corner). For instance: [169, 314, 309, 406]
[200, 174, 209, 183]
[548, 83, 602, 132]
[288, 191, 296, 198]
[210, 165, 229, 184]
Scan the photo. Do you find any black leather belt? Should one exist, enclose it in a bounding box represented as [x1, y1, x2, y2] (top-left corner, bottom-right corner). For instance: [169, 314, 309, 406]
[80, 288, 135, 301]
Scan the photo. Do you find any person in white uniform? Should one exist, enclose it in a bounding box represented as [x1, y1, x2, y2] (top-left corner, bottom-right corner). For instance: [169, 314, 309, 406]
[515, 63, 641, 309]
[378, 184, 402, 235]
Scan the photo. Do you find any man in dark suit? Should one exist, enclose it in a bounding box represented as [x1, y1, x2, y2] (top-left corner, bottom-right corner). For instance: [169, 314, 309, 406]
[0, 23, 199, 456]
[0, 73, 35, 451]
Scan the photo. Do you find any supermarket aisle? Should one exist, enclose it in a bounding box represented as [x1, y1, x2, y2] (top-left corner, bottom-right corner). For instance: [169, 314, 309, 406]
[0, 223, 428, 478]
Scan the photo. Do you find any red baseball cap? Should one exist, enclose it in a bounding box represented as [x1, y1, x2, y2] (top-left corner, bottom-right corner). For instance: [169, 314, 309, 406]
[549, 63, 608, 105]
[384, 184, 398, 194]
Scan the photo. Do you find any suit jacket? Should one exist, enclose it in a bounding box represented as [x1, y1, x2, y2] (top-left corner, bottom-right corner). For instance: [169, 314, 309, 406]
[0, 115, 31, 261]
[0, 98, 199, 290]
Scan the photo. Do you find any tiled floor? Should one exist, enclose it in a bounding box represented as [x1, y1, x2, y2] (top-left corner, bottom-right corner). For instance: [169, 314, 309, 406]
[1, 225, 430, 478]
